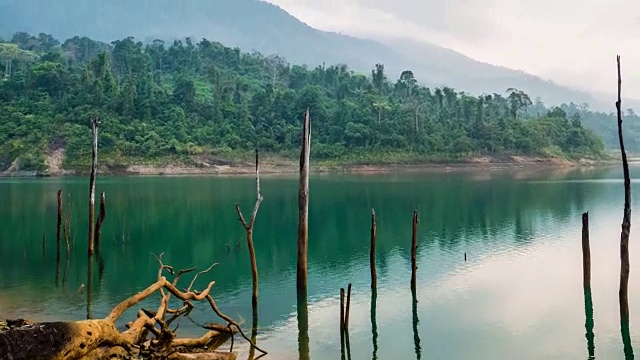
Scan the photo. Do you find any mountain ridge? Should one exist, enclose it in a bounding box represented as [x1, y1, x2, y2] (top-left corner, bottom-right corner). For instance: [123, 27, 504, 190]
[0, 0, 636, 111]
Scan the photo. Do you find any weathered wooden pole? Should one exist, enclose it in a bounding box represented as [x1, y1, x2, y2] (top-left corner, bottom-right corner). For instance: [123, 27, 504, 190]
[370, 209, 377, 289]
[345, 283, 352, 331]
[94, 192, 106, 249]
[235, 149, 263, 309]
[42, 232, 46, 257]
[297, 109, 311, 292]
[88, 116, 99, 257]
[616, 55, 632, 320]
[411, 209, 419, 290]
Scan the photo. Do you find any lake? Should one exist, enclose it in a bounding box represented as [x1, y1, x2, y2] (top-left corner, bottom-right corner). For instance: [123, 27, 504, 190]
[1, 165, 639, 359]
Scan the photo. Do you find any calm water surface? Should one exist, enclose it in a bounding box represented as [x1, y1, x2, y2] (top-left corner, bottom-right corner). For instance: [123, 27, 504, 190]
[1, 166, 640, 359]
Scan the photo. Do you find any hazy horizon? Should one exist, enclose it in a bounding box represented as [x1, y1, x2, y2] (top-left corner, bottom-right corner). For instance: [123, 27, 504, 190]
[264, 0, 640, 101]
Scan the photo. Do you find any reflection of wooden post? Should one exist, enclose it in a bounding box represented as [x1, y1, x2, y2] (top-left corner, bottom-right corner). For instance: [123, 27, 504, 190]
[94, 192, 106, 249]
[411, 286, 422, 359]
[297, 290, 310, 360]
[345, 283, 352, 331]
[582, 212, 591, 288]
[57, 190, 62, 258]
[297, 109, 311, 292]
[88, 117, 99, 257]
[65, 194, 71, 258]
[370, 209, 377, 289]
[583, 287, 595, 358]
[370, 288, 379, 360]
[340, 288, 345, 335]
[411, 209, 419, 290]
[616, 56, 632, 319]
[236, 149, 263, 309]
[42, 232, 46, 257]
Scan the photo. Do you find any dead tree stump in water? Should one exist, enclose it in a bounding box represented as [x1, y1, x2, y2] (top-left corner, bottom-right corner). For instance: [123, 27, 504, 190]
[235, 149, 263, 309]
[297, 109, 311, 293]
[616, 55, 632, 319]
[88, 116, 99, 257]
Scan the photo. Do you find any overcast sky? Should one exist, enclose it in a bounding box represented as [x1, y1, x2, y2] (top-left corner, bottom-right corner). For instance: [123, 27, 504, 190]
[264, 0, 640, 100]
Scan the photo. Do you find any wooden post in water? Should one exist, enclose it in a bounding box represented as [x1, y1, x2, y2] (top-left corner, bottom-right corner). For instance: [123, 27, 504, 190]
[88, 116, 99, 257]
[370, 209, 377, 289]
[411, 209, 419, 290]
[297, 109, 311, 292]
[582, 212, 591, 288]
[42, 232, 46, 257]
[94, 192, 106, 250]
[235, 149, 263, 309]
[616, 55, 632, 319]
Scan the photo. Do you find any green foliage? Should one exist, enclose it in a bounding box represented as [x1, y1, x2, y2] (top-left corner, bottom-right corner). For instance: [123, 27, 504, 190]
[0, 33, 606, 171]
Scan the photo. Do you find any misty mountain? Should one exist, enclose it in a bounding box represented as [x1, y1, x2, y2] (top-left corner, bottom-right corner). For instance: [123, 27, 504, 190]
[0, 0, 635, 111]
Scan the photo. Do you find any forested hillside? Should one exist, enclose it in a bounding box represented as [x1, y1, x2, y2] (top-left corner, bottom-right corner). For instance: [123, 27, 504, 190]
[0, 33, 605, 172]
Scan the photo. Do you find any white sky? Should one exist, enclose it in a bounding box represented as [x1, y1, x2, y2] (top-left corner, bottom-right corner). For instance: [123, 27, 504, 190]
[264, 0, 640, 99]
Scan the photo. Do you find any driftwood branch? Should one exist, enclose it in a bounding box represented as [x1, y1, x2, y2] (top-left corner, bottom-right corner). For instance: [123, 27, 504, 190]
[0, 257, 259, 360]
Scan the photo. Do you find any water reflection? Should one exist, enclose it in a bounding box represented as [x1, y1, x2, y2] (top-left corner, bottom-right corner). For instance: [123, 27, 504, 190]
[622, 317, 634, 360]
[5, 166, 640, 359]
[248, 305, 258, 360]
[412, 286, 422, 360]
[583, 287, 595, 359]
[371, 288, 378, 360]
[87, 255, 94, 319]
[297, 290, 310, 360]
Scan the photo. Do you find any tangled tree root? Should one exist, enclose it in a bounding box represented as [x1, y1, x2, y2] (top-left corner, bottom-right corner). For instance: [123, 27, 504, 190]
[0, 254, 267, 360]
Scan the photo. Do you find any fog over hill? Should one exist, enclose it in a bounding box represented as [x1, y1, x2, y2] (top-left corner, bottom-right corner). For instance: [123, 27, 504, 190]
[0, 0, 637, 111]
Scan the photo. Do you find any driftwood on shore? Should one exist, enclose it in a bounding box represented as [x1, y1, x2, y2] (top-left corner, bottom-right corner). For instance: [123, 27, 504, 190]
[0, 254, 265, 360]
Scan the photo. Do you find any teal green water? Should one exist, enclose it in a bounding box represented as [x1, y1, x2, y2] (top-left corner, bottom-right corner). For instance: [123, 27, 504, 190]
[1, 166, 640, 359]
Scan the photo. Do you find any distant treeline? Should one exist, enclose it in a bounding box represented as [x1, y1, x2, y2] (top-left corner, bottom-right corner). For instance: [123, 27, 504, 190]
[0, 32, 608, 171]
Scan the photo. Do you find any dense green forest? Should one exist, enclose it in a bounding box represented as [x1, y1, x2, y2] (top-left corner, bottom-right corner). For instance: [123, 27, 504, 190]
[0, 32, 608, 172]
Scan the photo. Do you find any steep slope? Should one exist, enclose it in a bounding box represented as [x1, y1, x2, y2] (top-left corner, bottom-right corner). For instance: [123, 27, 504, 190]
[0, 0, 635, 111]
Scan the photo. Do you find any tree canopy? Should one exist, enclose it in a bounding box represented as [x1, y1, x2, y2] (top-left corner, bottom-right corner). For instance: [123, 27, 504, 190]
[0, 32, 605, 172]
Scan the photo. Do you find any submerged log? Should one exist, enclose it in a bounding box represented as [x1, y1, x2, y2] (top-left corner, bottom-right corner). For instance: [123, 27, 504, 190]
[0, 255, 263, 360]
